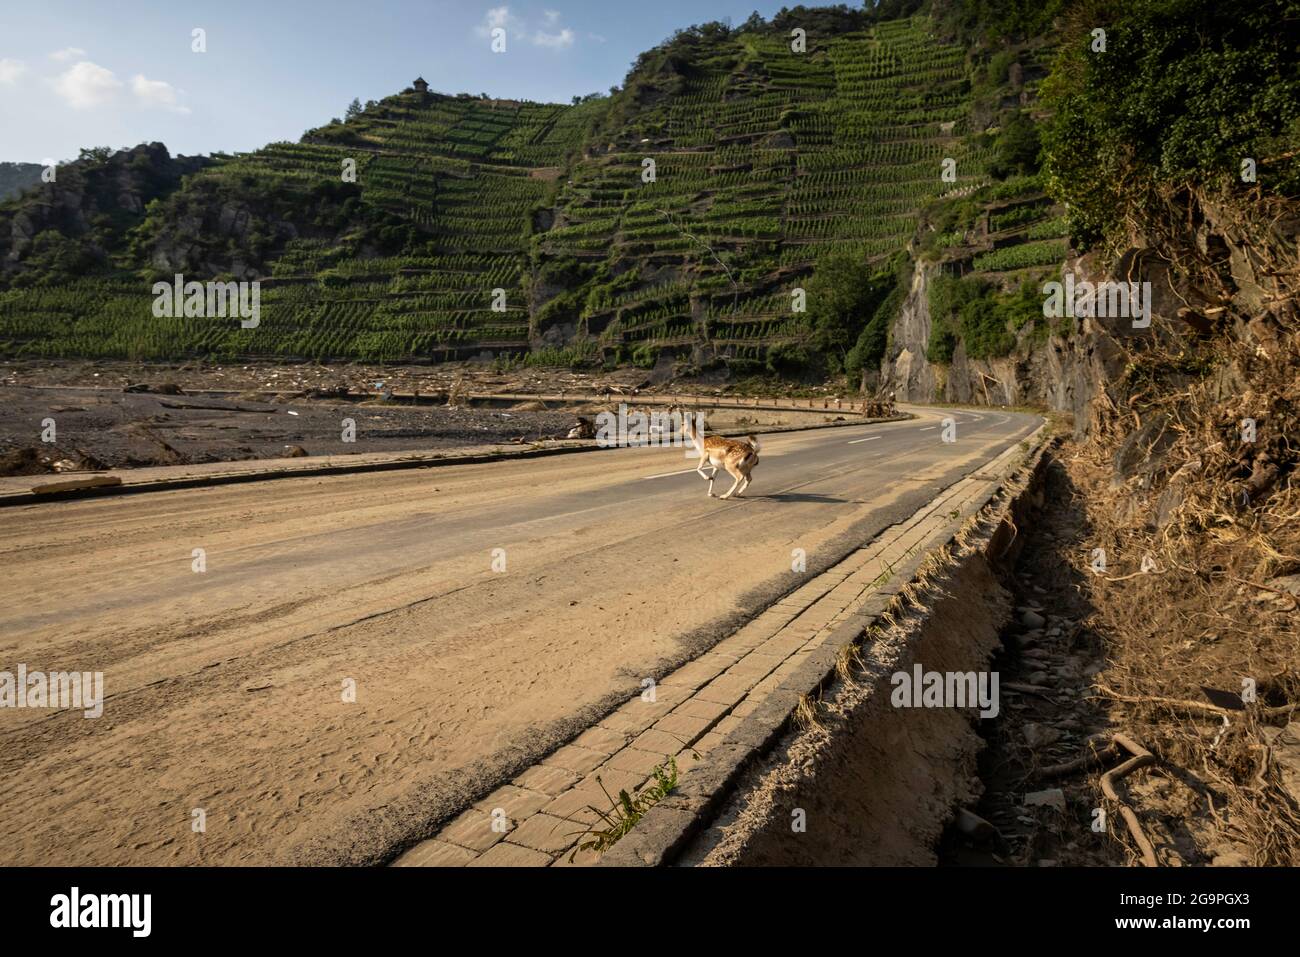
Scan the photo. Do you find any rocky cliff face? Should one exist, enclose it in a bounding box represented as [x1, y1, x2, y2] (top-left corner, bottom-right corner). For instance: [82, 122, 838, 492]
[142, 189, 294, 282]
[878, 258, 1143, 437]
[0, 163, 43, 203]
[0, 144, 208, 283]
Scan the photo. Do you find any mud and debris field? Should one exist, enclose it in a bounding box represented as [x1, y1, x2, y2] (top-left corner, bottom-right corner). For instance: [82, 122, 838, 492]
[0, 359, 642, 472]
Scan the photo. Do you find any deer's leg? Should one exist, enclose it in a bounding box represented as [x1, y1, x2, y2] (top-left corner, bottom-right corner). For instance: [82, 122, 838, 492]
[719, 463, 745, 499]
[696, 452, 718, 496]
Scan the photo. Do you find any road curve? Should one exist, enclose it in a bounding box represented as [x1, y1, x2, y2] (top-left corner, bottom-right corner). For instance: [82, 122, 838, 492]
[0, 405, 1039, 865]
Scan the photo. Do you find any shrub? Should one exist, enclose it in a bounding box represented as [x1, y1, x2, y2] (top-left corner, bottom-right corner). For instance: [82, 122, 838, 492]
[988, 111, 1041, 180]
[1041, 0, 1300, 249]
[765, 343, 813, 376]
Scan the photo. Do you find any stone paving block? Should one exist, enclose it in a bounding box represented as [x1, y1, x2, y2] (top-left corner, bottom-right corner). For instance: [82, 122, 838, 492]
[748, 674, 784, 698]
[762, 608, 803, 628]
[541, 787, 604, 825]
[671, 698, 729, 723]
[714, 715, 743, 737]
[468, 842, 553, 867]
[802, 631, 834, 649]
[605, 747, 668, 775]
[438, 807, 510, 852]
[392, 839, 477, 867]
[569, 725, 629, 755]
[507, 813, 581, 854]
[775, 651, 811, 676]
[694, 731, 727, 754]
[598, 707, 658, 735]
[705, 672, 758, 694]
[630, 728, 686, 757]
[640, 683, 693, 711]
[550, 843, 601, 867]
[780, 581, 832, 606]
[726, 617, 786, 645]
[673, 748, 702, 775]
[602, 687, 690, 729]
[542, 745, 607, 775]
[512, 764, 580, 796]
[755, 634, 814, 657]
[653, 712, 712, 740]
[847, 565, 886, 586]
[710, 630, 770, 658]
[793, 603, 838, 623]
[693, 675, 756, 706]
[473, 784, 551, 820]
[575, 767, 648, 798]
[658, 657, 729, 689]
[723, 653, 783, 678]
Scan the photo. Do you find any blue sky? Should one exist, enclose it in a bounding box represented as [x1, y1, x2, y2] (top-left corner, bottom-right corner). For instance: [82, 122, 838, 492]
[0, 0, 804, 162]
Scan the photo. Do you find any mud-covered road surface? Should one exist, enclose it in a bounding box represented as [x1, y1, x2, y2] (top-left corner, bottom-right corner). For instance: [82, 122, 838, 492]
[0, 407, 1038, 865]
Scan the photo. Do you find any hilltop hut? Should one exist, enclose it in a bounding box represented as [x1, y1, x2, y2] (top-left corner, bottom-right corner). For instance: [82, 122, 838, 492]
[412, 77, 429, 94]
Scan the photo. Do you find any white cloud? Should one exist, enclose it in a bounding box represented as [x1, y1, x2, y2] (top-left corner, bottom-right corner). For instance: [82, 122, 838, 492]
[476, 6, 576, 49]
[532, 28, 574, 50]
[477, 5, 521, 37]
[49, 47, 87, 62]
[132, 73, 190, 114]
[52, 60, 122, 109]
[0, 58, 27, 84]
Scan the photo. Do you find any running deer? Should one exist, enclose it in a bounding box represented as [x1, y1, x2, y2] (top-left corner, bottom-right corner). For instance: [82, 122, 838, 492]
[679, 410, 761, 499]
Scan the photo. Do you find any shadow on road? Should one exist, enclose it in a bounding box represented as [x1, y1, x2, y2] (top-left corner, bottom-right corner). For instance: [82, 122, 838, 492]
[760, 492, 848, 504]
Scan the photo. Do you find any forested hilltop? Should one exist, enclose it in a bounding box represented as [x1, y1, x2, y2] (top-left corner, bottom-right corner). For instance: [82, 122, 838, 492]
[0, 0, 1294, 385]
[0, 162, 44, 203]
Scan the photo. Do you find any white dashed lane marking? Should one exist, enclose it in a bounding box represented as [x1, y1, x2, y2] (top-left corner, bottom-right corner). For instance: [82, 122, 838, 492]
[642, 468, 699, 480]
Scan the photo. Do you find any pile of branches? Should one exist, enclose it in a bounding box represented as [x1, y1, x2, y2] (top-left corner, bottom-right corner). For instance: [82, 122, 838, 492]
[1075, 183, 1300, 864]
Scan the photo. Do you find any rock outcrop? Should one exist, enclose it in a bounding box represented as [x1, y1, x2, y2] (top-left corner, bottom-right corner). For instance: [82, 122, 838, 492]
[879, 258, 1132, 437]
[0, 143, 208, 283]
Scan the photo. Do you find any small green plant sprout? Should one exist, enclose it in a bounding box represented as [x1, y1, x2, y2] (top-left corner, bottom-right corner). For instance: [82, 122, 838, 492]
[568, 757, 679, 861]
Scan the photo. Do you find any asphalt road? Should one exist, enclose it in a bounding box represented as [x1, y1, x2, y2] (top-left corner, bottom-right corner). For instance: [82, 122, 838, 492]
[0, 404, 1039, 865]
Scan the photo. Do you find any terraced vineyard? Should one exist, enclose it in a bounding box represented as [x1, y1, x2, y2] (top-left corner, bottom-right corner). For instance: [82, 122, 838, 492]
[0, 14, 1040, 367]
[536, 16, 993, 366]
[0, 93, 599, 362]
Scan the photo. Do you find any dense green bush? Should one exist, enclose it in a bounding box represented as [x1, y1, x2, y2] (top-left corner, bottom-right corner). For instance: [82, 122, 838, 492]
[806, 250, 893, 359]
[939, 0, 1070, 41]
[1041, 0, 1300, 249]
[765, 342, 814, 376]
[927, 272, 984, 362]
[988, 111, 1042, 179]
[917, 193, 984, 257]
[927, 270, 1038, 361]
[631, 343, 659, 368]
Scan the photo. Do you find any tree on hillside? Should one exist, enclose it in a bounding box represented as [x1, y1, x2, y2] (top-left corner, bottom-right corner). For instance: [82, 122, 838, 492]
[806, 251, 890, 362]
[78, 146, 112, 165]
[989, 111, 1041, 179]
[345, 98, 363, 121]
